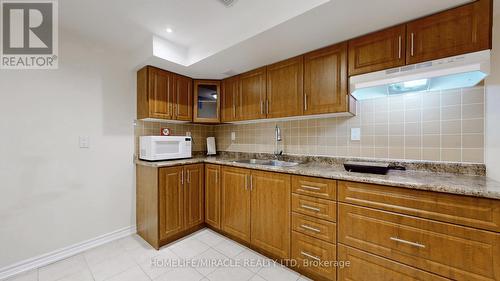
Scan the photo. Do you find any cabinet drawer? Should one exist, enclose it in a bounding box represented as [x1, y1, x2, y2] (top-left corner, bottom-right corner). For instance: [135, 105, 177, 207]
[292, 231, 336, 281]
[338, 181, 500, 232]
[292, 176, 336, 200]
[292, 194, 336, 222]
[338, 203, 500, 281]
[338, 245, 449, 281]
[292, 213, 336, 243]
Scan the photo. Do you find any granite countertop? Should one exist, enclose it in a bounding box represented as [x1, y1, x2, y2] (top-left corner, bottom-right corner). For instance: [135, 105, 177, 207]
[135, 156, 500, 200]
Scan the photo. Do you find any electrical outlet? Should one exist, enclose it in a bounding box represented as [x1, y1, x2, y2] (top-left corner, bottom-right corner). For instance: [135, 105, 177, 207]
[351, 128, 361, 141]
[186, 131, 191, 137]
[231, 132, 236, 141]
[79, 136, 90, 148]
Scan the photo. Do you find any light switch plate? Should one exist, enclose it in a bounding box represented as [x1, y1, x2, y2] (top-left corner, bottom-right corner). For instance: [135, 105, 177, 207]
[351, 128, 361, 141]
[231, 132, 236, 141]
[79, 136, 90, 148]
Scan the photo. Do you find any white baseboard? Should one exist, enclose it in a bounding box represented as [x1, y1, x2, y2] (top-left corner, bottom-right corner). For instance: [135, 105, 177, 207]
[0, 225, 137, 280]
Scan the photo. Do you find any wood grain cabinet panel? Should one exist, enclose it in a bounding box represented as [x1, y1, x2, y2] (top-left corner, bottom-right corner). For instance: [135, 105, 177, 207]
[266, 56, 304, 118]
[159, 166, 184, 241]
[338, 181, 500, 232]
[239, 67, 267, 121]
[221, 166, 252, 242]
[251, 171, 291, 258]
[221, 76, 240, 122]
[348, 25, 406, 76]
[337, 245, 449, 281]
[205, 164, 221, 229]
[406, 0, 492, 64]
[173, 74, 193, 121]
[148, 67, 174, 119]
[291, 194, 336, 222]
[292, 213, 336, 243]
[292, 176, 337, 200]
[183, 164, 204, 229]
[292, 231, 336, 281]
[338, 203, 500, 281]
[137, 66, 192, 121]
[304, 42, 348, 115]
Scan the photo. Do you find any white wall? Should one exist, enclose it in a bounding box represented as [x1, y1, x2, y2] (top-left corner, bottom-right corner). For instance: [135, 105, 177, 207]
[486, 9, 500, 181]
[0, 29, 136, 268]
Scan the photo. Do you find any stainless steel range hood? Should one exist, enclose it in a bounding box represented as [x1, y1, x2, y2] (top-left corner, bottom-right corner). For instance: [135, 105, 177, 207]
[350, 50, 491, 100]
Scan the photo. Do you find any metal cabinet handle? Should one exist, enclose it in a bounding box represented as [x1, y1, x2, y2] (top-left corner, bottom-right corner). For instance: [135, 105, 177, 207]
[266, 100, 269, 115]
[301, 205, 321, 212]
[260, 101, 264, 114]
[245, 175, 248, 190]
[301, 251, 321, 262]
[304, 94, 308, 111]
[302, 185, 321, 191]
[301, 224, 321, 233]
[390, 237, 425, 248]
[250, 175, 253, 191]
[410, 33, 415, 57]
[215, 170, 218, 185]
[181, 171, 184, 184]
[187, 171, 191, 184]
[398, 35, 402, 59]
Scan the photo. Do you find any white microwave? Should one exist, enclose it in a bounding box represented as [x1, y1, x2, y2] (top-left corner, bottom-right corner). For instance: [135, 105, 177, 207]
[139, 136, 192, 161]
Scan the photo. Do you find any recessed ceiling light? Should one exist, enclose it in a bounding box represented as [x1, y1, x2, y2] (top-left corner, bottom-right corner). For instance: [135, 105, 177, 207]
[166, 28, 173, 33]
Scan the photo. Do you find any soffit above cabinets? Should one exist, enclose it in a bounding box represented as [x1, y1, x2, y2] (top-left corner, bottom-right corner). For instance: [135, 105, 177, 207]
[60, 0, 472, 79]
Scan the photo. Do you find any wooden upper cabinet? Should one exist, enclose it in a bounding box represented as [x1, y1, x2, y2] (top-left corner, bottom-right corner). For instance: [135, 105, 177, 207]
[173, 74, 193, 121]
[406, 0, 492, 65]
[137, 66, 191, 121]
[183, 164, 204, 229]
[304, 42, 348, 115]
[349, 25, 406, 76]
[221, 166, 251, 243]
[159, 166, 184, 241]
[221, 76, 240, 122]
[250, 171, 291, 259]
[205, 164, 221, 229]
[266, 56, 304, 118]
[239, 67, 267, 121]
[137, 67, 174, 120]
[193, 80, 221, 123]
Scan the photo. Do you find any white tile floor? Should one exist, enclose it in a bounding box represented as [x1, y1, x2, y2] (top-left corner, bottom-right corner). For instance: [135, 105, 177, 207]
[6, 229, 312, 281]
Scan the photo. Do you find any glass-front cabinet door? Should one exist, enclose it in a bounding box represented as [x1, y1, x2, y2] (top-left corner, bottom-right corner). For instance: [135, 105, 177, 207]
[193, 80, 221, 123]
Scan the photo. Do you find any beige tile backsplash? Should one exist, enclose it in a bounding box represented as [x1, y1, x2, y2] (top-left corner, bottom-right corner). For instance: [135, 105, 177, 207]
[134, 86, 485, 163]
[214, 86, 485, 163]
[134, 120, 215, 153]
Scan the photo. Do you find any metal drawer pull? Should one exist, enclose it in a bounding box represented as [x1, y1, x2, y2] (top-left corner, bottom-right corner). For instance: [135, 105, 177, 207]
[301, 185, 321, 191]
[410, 33, 415, 56]
[301, 251, 321, 262]
[301, 224, 321, 233]
[390, 237, 426, 248]
[301, 205, 321, 212]
[398, 35, 402, 59]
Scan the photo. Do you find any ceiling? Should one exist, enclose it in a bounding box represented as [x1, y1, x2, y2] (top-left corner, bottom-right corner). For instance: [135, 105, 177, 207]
[60, 0, 479, 79]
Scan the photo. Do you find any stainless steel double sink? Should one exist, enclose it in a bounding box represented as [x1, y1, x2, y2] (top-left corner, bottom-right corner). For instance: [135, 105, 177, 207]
[233, 159, 300, 167]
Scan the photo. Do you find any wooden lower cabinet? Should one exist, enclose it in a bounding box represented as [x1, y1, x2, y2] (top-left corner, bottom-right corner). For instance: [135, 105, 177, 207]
[292, 231, 336, 281]
[136, 164, 205, 249]
[205, 164, 221, 229]
[183, 164, 204, 229]
[338, 203, 500, 281]
[250, 171, 291, 258]
[221, 167, 291, 259]
[337, 245, 449, 281]
[139, 163, 500, 281]
[159, 166, 184, 241]
[221, 166, 252, 242]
